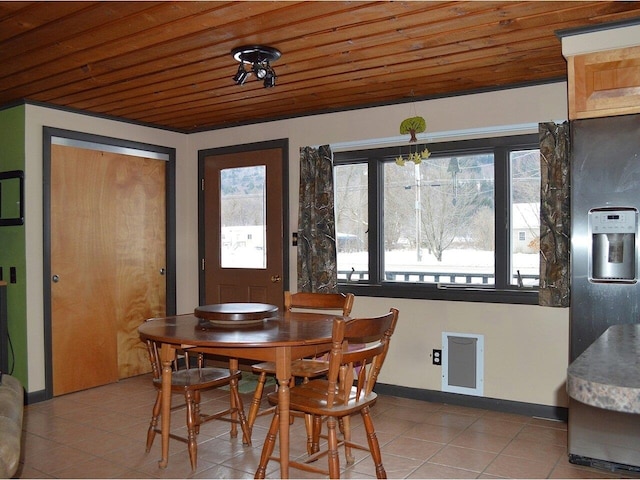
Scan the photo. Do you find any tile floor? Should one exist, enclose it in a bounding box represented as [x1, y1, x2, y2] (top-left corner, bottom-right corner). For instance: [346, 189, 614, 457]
[14, 373, 635, 479]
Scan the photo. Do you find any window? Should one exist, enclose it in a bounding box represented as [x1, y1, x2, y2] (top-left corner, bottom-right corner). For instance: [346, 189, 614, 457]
[220, 166, 266, 269]
[334, 134, 540, 304]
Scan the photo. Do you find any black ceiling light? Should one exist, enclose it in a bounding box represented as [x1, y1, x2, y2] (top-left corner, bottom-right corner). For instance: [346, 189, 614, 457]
[231, 45, 281, 88]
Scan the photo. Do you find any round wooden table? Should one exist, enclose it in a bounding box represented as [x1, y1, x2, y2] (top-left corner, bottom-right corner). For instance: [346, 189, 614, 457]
[139, 308, 338, 477]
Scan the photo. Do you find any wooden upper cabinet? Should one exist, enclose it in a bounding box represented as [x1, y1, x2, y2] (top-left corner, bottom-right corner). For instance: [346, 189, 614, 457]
[567, 45, 640, 120]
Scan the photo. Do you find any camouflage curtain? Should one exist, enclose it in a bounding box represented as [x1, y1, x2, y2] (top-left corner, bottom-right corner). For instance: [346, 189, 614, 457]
[297, 145, 338, 293]
[539, 122, 570, 307]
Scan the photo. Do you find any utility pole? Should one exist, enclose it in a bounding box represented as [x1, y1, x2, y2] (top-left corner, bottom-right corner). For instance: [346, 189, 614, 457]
[415, 162, 422, 262]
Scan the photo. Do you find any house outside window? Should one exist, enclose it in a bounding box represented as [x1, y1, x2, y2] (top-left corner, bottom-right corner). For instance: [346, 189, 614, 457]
[334, 134, 540, 304]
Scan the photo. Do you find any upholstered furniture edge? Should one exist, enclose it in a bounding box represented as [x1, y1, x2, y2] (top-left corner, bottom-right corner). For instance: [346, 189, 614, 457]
[0, 373, 24, 478]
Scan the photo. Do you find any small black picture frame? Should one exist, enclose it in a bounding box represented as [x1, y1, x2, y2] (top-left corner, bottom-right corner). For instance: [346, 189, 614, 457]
[0, 170, 24, 226]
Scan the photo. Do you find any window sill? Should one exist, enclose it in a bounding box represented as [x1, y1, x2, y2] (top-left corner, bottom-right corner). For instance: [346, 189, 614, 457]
[339, 282, 539, 305]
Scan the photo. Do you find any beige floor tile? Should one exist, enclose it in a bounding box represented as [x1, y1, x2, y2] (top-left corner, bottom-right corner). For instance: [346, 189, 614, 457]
[423, 410, 481, 429]
[466, 416, 527, 438]
[379, 404, 437, 423]
[13, 463, 54, 479]
[381, 435, 444, 462]
[408, 461, 481, 478]
[403, 422, 465, 444]
[429, 444, 498, 473]
[192, 463, 256, 479]
[439, 403, 489, 417]
[484, 453, 555, 478]
[500, 437, 566, 464]
[350, 451, 424, 478]
[515, 423, 568, 446]
[22, 444, 99, 476]
[16, 374, 631, 480]
[449, 429, 513, 453]
[50, 456, 133, 479]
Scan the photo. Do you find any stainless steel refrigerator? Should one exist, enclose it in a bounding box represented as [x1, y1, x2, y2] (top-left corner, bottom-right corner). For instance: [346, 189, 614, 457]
[569, 113, 640, 472]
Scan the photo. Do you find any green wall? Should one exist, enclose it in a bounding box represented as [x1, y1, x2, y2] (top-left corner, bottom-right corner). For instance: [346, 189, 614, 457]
[0, 105, 27, 387]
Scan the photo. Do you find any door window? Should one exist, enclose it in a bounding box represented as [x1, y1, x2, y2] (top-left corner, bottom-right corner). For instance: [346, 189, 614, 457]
[220, 166, 266, 269]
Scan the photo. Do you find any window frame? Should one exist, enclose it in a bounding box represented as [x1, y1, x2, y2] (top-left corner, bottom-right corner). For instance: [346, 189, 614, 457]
[334, 133, 539, 305]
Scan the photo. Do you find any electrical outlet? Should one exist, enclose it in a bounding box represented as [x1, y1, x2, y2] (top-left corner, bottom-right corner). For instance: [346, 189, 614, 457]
[432, 349, 442, 365]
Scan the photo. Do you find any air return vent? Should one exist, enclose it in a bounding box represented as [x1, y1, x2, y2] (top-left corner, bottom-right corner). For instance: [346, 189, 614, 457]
[441, 332, 484, 397]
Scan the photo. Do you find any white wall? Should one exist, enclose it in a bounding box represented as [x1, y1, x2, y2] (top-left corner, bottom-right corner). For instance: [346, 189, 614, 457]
[23, 82, 570, 407]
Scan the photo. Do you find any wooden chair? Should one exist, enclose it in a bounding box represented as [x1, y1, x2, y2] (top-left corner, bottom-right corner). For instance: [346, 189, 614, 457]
[144, 336, 252, 470]
[246, 291, 355, 448]
[255, 308, 399, 479]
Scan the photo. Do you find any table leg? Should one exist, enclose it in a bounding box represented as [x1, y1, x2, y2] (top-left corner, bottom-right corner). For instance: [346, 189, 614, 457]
[159, 343, 175, 469]
[275, 346, 291, 479]
[229, 357, 239, 439]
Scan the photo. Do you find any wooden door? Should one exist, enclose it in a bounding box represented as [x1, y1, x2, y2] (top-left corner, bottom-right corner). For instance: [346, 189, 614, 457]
[202, 145, 286, 308]
[51, 144, 166, 395]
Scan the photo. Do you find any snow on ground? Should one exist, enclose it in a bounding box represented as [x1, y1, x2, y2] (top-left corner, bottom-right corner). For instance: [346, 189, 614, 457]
[338, 248, 539, 276]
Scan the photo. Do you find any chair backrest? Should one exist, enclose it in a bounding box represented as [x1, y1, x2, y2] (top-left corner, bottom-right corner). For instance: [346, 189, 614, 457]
[325, 308, 399, 407]
[284, 291, 355, 316]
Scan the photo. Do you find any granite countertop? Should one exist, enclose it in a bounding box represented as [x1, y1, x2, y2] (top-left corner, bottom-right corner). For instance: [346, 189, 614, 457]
[567, 324, 640, 414]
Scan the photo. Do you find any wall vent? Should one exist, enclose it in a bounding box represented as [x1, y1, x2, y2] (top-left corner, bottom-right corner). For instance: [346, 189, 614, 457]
[441, 332, 484, 397]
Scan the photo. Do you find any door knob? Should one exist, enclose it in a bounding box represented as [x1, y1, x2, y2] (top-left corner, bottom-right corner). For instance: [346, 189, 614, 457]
[52, 274, 60, 283]
[159, 268, 166, 275]
[270, 275, 281, 283]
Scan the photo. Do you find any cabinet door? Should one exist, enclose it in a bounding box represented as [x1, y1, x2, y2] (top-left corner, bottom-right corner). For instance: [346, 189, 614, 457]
[51, 144, 166, 395]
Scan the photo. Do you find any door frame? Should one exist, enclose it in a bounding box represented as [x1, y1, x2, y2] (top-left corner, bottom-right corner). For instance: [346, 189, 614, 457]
[197, 139, 289, 305]
[42, 127, 176, 400]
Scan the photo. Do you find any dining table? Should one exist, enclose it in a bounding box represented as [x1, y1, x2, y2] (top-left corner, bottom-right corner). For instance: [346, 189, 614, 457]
[138, 303, 338, 478]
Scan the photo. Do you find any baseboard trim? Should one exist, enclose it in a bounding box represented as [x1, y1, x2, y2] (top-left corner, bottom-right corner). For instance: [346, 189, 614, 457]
[25, 389, 49, 405]
[375, 383, 568, 422]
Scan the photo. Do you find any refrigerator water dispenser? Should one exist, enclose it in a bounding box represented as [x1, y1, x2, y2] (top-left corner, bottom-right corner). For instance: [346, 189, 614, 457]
[589, 208, 637, 282]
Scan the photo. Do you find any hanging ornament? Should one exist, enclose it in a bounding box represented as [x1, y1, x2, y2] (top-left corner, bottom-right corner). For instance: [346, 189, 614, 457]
[396, 92, 430, 166]
[396, 115, 431, 166]
[399, 116, 426, 143]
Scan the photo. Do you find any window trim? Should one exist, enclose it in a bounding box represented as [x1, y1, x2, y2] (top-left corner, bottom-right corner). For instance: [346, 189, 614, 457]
[334, 134, 539, 305]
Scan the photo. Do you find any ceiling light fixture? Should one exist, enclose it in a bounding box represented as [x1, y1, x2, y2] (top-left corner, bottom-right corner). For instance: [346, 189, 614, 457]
[231, 45, 281, 88]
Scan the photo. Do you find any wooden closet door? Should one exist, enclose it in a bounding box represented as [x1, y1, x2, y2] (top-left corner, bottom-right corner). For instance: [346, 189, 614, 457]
[51, 144, 166, 395]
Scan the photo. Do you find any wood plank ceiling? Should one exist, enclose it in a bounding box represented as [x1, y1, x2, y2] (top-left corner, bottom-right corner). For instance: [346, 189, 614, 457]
[2, 1, 640, 132]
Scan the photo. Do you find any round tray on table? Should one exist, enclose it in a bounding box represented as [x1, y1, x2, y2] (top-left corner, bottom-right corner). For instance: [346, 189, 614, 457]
[194, 303, 279, 327]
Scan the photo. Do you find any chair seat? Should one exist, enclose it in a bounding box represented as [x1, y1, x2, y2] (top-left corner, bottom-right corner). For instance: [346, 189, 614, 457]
[252, 359, 329, 379]
[267, 379, 378, 417]
[153, 367, 242, 391]
[144, 338, 252, 471]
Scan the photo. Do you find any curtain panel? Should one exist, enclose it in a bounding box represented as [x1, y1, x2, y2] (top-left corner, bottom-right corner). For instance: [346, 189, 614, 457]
[297, 145, 338, 293]
[539, 122, 571, 307]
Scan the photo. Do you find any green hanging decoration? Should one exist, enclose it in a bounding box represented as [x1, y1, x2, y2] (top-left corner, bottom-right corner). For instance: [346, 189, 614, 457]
[396, 115, 430, 166]
[399, 116, 426, 142]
